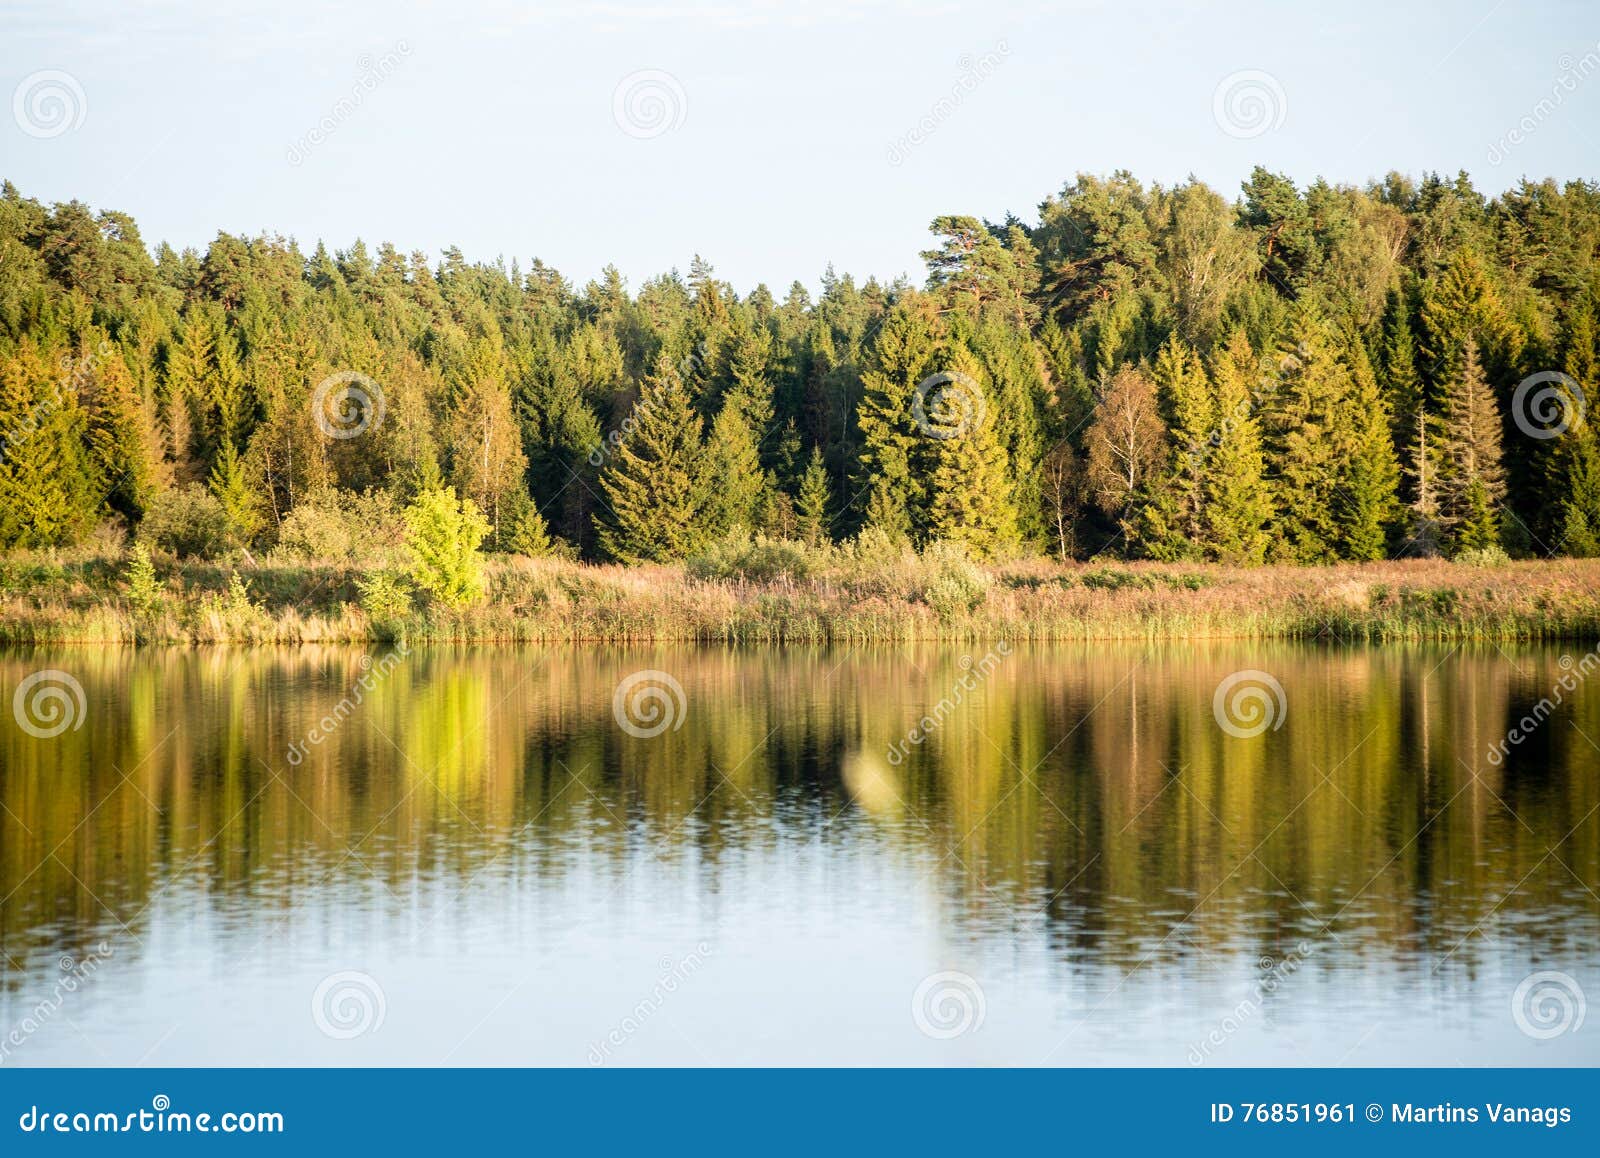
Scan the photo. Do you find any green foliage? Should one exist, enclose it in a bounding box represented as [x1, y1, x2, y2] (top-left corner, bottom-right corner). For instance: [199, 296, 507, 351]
[918, 541, 990, 621]
[687, 530, 814, 582]
[125, 539, 162, 613]
[356, 570, 414, 621]
[403, 486, 491, 609]
[2, 169, 1599, 572]
[141, 483, 229, 559]
[597, 350, 709, 563]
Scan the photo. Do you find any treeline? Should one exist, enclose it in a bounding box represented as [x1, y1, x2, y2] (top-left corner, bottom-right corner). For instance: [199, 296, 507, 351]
[1, 167, 1598, 566]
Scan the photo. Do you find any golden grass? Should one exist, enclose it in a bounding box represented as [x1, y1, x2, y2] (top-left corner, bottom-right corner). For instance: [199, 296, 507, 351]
[1, 550, 1598, 646]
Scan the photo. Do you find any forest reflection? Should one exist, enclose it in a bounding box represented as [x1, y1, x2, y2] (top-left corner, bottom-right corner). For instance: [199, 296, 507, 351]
[2, 643, 1597, 992]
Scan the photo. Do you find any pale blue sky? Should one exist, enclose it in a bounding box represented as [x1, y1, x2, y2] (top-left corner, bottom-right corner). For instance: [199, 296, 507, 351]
[3, 0, 1596, 294]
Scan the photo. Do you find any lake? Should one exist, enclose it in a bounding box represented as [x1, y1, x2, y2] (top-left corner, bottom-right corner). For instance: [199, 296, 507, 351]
[1, 643, 1596, 1066]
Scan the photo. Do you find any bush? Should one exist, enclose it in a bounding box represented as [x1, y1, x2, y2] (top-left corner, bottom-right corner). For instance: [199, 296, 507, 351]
[271, 488, 406, 566]
[141, 484, 230, 559]
[688, 530, 814, 582]
[356, 571, 414, 621]
[125, 541, 163, 613]
[403, 487, 491, 609]
[1453, 545, 1511, 568]
[1081, 567, 1155, 591]
[919, 541, 989, 621]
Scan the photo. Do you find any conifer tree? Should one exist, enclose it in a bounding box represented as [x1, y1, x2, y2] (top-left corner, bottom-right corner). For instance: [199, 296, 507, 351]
[1402, 407, 1444, 557]
[597, 349, 708, 562]
[795, 446, 831, 546]
[1339, 341, 1402, 560]
[0, 339, 98, 547]
[1263, 310, 1356, 563]
[1437, 339, 1507, 553]
[925, 348, 1019, 558]
[855, 305, 940, 540]
[1201, 330, 1273, 564]
[208, 437, 262, 546]
[1138, 334, 1213, 559]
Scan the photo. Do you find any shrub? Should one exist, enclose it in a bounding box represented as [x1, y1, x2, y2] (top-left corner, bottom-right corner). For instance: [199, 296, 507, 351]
[141, 484, 229, 559]
[125, 540, 163, 613]
[403, 487, 491, 609]
[1453, 545, 1511, 568]
[688, 530, 813, 582]
[271, 488, 405, 566]
[920, 541, 989, 621]
[356, 571, 414, 621]
[1081, 567, 1155, 591]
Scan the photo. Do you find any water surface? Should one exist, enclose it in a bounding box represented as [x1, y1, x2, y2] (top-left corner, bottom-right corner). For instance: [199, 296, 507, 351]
[2, 643, 1597, 1065]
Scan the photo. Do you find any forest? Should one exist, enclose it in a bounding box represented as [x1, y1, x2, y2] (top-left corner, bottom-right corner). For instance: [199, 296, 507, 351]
[1, 167, 1598, 578]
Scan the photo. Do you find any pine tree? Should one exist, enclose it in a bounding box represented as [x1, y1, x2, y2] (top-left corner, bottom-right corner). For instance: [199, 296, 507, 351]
[162, 309, 212, 483]
[703, 402, 768, 534]
[1201, 330, 1273, 564]
[597, 349, 708, 562]
[447, 335, 527, 545]
[1437, 339, 1507, 552]
[795, 446, 831, 547]
[1380, 287, 1422, 440]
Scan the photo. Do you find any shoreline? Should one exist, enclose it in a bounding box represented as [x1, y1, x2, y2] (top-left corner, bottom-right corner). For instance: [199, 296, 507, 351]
[3, 554, 1598, 647]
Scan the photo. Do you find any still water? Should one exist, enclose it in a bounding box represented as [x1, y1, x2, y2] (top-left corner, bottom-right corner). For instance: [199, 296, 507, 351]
[1, 643, 1597, 1066]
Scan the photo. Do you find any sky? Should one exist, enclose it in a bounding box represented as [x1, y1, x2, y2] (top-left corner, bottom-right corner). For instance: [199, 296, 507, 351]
[2, 0, 1597, 295]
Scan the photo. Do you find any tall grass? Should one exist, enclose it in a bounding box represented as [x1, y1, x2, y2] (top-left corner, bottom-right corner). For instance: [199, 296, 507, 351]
[2, 543, 1598, 646]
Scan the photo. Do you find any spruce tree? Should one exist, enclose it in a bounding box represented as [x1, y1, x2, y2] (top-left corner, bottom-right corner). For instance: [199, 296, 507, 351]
[795, 446, 831, 547]
[1437, 339, 1507, 553]
[1263, 310, 1354, 563]
[1138, 333, 1213, 559]
[925, 348, 1019, 558]
[1339, 342, 1401, 560]
[597, 349, 708, 563]
[854, 305, 940, 540]
[1202, 330, 1273, 564]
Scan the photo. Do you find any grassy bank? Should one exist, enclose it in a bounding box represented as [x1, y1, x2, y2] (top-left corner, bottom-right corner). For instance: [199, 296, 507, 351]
[2, 546, 1599, 646]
